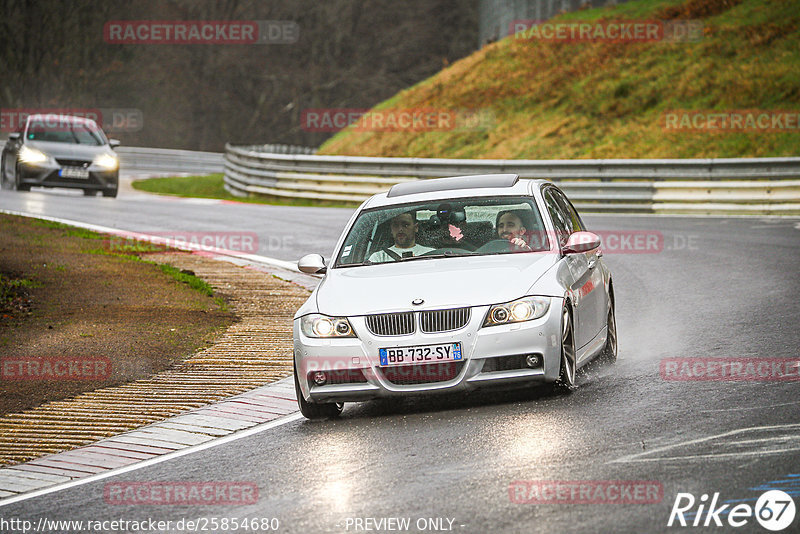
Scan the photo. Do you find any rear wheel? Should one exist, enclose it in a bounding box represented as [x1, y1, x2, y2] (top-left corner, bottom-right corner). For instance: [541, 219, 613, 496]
[554, 306, 577, 391]
[599, 305, 617, 363]
[102, 188, 118, 198]
[293, 361, 343, 420]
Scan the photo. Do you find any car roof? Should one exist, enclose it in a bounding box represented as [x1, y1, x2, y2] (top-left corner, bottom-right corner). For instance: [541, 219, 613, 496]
[363, 174, 551, 209]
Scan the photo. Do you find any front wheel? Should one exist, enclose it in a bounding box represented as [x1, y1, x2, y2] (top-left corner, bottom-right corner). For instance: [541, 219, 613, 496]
[554, 306, 577, 391]
[15, 165, 30, 192]
[0, 153, 8, 190]
[102, 188, 118, 198]
[293, 362, 343, 420]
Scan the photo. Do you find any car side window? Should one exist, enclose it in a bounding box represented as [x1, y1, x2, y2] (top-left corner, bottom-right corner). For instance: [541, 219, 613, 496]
[544, 189, 570, 247]
[552, 189, 585, 232]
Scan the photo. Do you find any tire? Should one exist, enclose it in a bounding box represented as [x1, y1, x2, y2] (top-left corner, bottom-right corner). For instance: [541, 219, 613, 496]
[0, 153, 8, 190]
[599, 304, 617, 363]
[15, 165, 30, 192]
[554, 306, 577, 391]
[102, 188, 118, 198]
[83, 189, 97, 196]
[293, 361, 343, 420]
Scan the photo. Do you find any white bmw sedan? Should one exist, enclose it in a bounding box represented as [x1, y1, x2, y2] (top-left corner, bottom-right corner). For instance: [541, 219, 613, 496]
[293, 174, 616, 419]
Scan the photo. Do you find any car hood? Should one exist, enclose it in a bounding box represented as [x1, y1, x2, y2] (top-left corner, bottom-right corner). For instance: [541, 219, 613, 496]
[26, 140, 111, 160]
[315, 253, 558, 316]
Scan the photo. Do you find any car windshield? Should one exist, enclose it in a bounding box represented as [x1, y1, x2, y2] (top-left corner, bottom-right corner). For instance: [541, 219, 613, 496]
[26, 117, 106, 146]
[334, 196, 550, 267]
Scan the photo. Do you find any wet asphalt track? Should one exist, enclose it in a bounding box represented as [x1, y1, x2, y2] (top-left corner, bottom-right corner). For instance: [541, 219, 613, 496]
[1, 182, 799, 533]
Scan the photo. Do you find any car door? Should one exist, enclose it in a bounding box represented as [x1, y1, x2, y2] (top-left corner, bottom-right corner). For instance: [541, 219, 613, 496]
[551, 187, 606, 346]
[543, 187, 593, 350]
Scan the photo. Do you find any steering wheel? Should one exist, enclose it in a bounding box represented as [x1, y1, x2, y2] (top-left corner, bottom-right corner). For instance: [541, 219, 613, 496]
[475, 239, 515, 254]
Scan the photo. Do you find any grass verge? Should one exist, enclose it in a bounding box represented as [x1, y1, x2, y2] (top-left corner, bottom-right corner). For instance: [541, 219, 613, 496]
[0, 213, 235, 416]
[131, 173, 354, 208]
[319, 0, 800, 159]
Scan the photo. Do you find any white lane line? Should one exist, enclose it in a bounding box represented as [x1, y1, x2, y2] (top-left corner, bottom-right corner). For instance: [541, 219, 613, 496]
[612, 447, 800, 464]
[701, 401, 800, 413]
[723, 436, 798, 446]
[609, 423, 800, 464]
[0, 412, 303, 508]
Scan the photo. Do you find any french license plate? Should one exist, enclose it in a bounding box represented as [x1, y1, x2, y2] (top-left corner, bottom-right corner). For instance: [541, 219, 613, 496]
[379, 342, 462, 367]
[60, 167, 89, 179]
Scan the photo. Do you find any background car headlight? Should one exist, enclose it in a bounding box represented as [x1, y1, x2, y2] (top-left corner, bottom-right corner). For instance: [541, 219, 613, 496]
[18, 145, 50, 165]
[93, 153, 119, 170]
[483, 297, 550, 327]
[301, 314, 356, 338]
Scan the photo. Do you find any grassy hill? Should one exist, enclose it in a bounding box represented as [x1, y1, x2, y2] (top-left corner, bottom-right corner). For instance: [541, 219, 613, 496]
[319, 0, 800, 159]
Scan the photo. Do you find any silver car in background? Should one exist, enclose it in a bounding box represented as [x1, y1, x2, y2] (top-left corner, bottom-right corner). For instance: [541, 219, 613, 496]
[293, 174, 617, 419]
[1, 114, 120, 197]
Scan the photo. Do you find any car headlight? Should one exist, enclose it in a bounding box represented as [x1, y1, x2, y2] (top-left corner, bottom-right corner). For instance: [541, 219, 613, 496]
[301, 314, 356, 338]
[93, 153, 119, 170]
[18, 145, 50, 165]
[483, 297, 550, 327]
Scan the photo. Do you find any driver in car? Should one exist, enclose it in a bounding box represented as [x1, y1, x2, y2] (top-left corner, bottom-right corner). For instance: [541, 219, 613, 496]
[368, 211, 435, 263]
[496, 209, 536, 251]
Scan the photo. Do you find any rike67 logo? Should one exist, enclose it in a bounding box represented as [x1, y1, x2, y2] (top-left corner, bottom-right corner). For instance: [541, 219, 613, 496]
[668, 490, 796, 531]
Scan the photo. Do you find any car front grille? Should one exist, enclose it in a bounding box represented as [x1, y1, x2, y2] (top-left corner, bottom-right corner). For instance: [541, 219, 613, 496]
[365, 312, 415, 336]
[420, 307, 471, 333]
[381, 362, 464, 385]
[56, 159, 91, 168]
[365, 308, 471, 336]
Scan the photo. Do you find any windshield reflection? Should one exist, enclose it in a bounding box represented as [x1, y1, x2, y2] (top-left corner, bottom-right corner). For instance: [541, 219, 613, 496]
[334, 196, 550, 268]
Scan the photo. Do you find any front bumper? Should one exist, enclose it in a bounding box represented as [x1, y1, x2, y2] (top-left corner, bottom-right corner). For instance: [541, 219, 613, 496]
[294, 299, 564, 404]
[18, 162, 118, 192]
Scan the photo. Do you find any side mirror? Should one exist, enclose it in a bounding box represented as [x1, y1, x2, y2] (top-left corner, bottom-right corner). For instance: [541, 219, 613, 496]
[298, 253, 327, 274]
[8, 132, 20, 141]
[108, 139, 121, 148]
[562, 231, 601, 254]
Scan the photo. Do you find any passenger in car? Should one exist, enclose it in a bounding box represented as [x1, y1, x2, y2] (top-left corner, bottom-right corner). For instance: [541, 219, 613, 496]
[368, 211, 435, 262]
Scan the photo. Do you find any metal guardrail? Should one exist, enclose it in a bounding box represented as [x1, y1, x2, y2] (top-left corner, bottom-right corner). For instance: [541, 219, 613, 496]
[116, 146, 224, 174]
[223, 145, 800, 214]
[116, 145, 314, 175]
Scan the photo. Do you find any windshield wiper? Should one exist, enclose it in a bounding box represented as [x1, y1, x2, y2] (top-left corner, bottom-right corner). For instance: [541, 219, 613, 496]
[400, 251, 477, 261]
[335, 259, 380, 268]
[335, 251, 479, 268]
